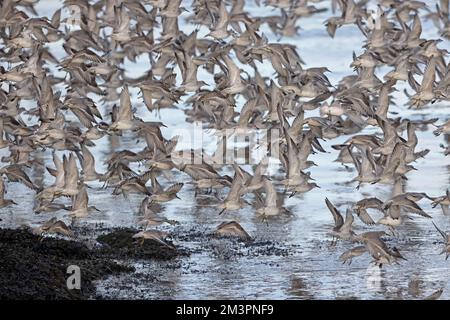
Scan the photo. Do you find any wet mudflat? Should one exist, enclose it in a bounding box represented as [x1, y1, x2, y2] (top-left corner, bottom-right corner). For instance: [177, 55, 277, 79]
[0, 225, 298, 300]
[0, 227, 184, 299]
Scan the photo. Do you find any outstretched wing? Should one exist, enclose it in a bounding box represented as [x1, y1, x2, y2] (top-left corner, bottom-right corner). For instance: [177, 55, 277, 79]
[356, 208, 375, 225]
[325, 197, 344, 229]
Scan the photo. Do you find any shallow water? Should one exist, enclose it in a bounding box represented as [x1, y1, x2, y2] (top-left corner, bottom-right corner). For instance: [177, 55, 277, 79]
[1, 0, 450, 299]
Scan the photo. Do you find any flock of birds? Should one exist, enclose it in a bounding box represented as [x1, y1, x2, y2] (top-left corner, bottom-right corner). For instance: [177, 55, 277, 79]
[0, 0, 449, 268]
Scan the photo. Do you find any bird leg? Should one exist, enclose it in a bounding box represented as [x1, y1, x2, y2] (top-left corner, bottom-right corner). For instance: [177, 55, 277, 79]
[385, 226, 394, 237]
[260, 214, 269, 227]
[329, 237, 337, 247]
[393, 229, 400, 238]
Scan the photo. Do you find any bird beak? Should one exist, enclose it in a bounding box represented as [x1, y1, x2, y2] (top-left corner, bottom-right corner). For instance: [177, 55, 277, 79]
[218, 208, 225, 215]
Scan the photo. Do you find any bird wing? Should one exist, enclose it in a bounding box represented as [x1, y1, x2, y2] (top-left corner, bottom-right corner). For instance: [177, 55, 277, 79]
[118, 85, 132, 122]
[146, 232, 173, 248]
[51, 220, 74, 237]
[223, 54, 241, 86]
[364, 197, 384, 209]
[263, 177, 278, 207]
[73, 186, 88, 210]
[228, 221, 251, 240]
[225, 172, 244, 202]
[356, 208, 376, 225]
[421, 57, 436, 93]
[215, 1, 229, 30]
[165, 182, 183, 195]
[52, 153, 65, 187]
[432, 221, 448, 241]
[409, 14, 422, 40]
[339, 246, 366, 263]
[341, 208, 354, 232]
[0, 179, 5, 198]
[376, 80, 394, 118]
[401, 199, 431, 218]
[364, 233, 390, 256]
[4, 165, 37, 190]
[65, 154, 79, 190]
[362, 231, 386, 241]
[81, 144, 96, 175]
[325, 197, 344, 229]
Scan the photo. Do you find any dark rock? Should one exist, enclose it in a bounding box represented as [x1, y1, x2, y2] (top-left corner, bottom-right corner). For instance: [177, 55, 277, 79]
[0, 228, 132, 300]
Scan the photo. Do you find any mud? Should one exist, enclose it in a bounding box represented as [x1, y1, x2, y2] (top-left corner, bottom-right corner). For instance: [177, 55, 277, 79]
[0, 227, 188, 300]
[96, 228, 189, 260]
[91, 225, 303, 299]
